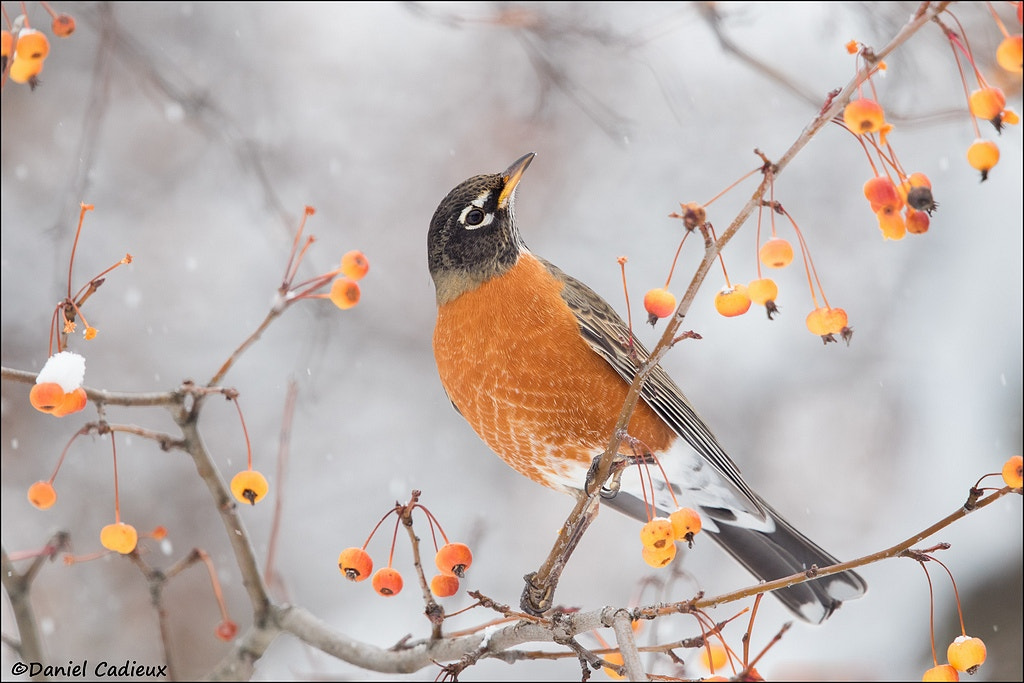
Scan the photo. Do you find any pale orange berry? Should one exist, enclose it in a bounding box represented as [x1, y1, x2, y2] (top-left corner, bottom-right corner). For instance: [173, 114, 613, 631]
[806, 307, 847, 336]
[864, 175, 903, 212]
[876, 206, 906, 240]
[905, 210, 930, 235]
[758, 238, 794, 268]
[700, 644, 728, 671]
[430, 573, 460, 598]
[947, 635, 986, 674]
[8, 56, 43, 84]
[602, 652, 625, 679]
[338, 547, 373, 581]
[968, 87, 1007, 121]
[1002, 455, 1023, 488]
[51, 387, 88, 417]
[329, 278, 361, 309]
[435, 542, 473, 577]
[643, 288, 676, 319]
[641, 542, 676, 568]
[747, 278, 778, 306]
[30, 382, 66, 413]
[843, 98, 887, 134]
[215, 620, 238, 642]
[28, 481, 57, 510]
[15, 29, 50, 61]
[100, 522, 138, 554]
[996, 34, 1023, 73]
[922, 664, 959, 682]
[714, 284, 751, 317]
[340, 250, 369, 280]
[825, 307, 849, 334]
[371, 567, 404, 596]
[640, 517, 674, 550]
[966, 140, 999, 180]
[230, 469, 269, 505]
[52, 14, 76, 38]
[669, 507, 701, 541]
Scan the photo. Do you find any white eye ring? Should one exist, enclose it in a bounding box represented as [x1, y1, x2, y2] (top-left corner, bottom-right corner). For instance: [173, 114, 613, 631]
[459, 205, 494, 230]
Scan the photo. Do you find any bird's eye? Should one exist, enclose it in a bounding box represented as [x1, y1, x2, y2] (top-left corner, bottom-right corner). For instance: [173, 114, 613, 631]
[465, 208, 485, 226]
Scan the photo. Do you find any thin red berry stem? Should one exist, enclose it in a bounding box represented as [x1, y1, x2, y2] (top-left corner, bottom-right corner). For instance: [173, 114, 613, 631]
[919, 560, 940, 666]
[617, 257, 634, 341]
[282, 206, 316, 288]
[663, 233, 690, 288]
[197, 549, 233, 623]
[65, 204, 94, 301]
[110, 432, 122, 523]
[231, 397, 254, 470]
[930, 555, 968, 636]
[702, 166, 760, 208]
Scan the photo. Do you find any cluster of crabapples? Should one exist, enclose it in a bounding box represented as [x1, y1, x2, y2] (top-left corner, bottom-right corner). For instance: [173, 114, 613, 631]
[339, 541, 473, 598]
[2, 5, 75, 88]
[643, 201, 849, 341]
[638, 507, 702, 568]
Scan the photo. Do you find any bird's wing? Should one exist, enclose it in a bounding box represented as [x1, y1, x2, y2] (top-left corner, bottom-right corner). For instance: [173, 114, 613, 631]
[541, 258, 765, 514]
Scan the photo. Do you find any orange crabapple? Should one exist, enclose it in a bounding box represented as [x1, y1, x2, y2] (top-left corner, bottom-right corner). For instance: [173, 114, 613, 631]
[968, 87, 1007, 121]
[863, 175, 903, 212]
[329, 277, 361, 309]
[699, 644, 728, 671]
[843, 97, 887, 134]
[100, 522, 139, 554]
[875, 205, 907, 240]
[806, 307, 848, 337]
[338, 547, 373, 581]
[52, 14, 76, 38]
[27, 481, 58, 510]
[758, 237, 794, 268]
[643, 287, 676, 320]
[922, 664, 960, 682]
[639, 517, 674, 550]
[8, 55, 43, 85]
[906, 210, 930, 235]
[641, 542, 676, 568]
[435, 542, 473, 577]
[230, 469, 269, 505]
[966, 140, 999, 180]
[15, 28, 50, 61]
[714, 284, 751, 317]
[602, 652, 625, 680]
[371, 567, 404, 596]
[997, 34, 1023, 73]
[669, 507, 702, 542]
[29, 382, 66, 413]
[340, 250, 369, 280]
[430, 573, 460, 598]
[947, 635, 986, 674]
[215, 620, 238, 642]
[51, 387, 88, 417]
[1002, 455, 1023, 488]
[747, 278, 778, 306]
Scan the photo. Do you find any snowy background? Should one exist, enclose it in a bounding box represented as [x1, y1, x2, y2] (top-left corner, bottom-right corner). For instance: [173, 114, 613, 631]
[2, 2, 1021, 681]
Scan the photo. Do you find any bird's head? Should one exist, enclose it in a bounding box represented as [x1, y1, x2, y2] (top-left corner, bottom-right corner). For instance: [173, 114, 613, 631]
[428, 152, 535, 305]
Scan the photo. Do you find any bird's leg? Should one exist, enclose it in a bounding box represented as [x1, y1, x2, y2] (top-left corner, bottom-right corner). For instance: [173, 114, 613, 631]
[521, 488, 600, 616]
[522, 451, 635, 615]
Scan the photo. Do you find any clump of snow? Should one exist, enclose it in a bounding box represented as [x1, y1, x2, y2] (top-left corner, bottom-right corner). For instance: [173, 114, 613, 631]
[36, 351, 86, 392]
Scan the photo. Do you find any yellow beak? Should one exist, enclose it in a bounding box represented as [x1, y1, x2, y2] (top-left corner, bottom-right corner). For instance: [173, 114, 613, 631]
[498, 152, 536, 209]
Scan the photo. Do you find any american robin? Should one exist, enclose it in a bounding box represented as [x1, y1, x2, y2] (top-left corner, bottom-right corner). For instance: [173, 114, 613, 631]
[428, 152, 866, 622]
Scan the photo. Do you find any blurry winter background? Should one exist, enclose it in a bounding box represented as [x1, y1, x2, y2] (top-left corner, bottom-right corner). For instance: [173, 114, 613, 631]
[2, 2, 1021, 681]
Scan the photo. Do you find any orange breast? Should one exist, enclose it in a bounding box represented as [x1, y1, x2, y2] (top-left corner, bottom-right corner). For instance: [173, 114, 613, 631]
[433, 253, 674, 492]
